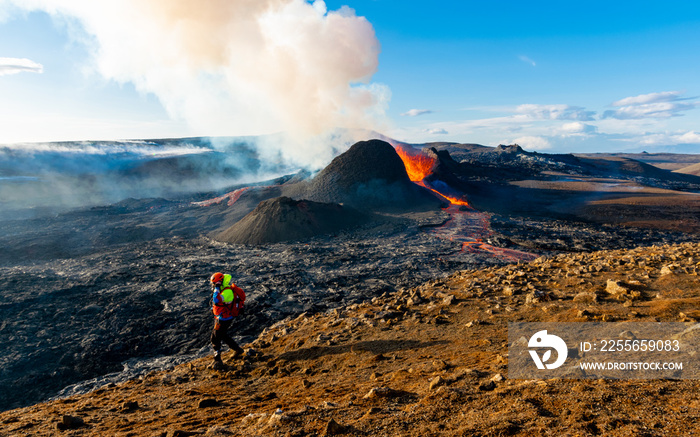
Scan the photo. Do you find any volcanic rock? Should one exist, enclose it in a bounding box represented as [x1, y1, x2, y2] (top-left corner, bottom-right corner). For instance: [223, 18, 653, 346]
[4, 242, 700, 436]
[215, 196, 369, 244]
[606, 279, 629, 296]
[323, 418, 346, 435]
[197, 398, 218, 408]
[429, 375, 446, 390]
[56, 414, 85, 430]
[573, 291, 597, 303]
[304, 139, 442, 209]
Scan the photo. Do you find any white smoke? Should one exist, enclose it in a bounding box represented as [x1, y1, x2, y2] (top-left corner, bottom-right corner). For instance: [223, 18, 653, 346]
[9, 0, 389, 167]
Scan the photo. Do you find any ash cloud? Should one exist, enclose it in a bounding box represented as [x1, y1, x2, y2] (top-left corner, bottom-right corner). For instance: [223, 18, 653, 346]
[11, 0, 389, 167]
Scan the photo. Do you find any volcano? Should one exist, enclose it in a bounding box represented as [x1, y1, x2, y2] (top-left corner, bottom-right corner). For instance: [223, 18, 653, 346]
[2, 135, 700, 413]
[216, 196, 369, 244]
[211, 139, 444, 244]
[302, 139, 443, 210]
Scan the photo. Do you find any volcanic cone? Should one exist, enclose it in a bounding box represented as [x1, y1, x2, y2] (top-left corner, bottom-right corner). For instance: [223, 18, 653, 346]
[304, 139, 443, 209]
[216, 196, 369, 244]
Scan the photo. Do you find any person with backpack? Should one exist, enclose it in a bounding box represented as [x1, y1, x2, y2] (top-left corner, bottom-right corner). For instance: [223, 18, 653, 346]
[209, 272, 246, 367]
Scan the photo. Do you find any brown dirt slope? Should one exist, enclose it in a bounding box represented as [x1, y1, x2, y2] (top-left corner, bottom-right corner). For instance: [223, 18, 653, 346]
[2, 243, 700, 436]
[675, 162, 700, 177]
[215, 196, 370, 244]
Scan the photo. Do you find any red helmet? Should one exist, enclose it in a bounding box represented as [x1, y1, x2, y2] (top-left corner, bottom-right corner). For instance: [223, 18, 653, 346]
[210, 272, 225, 285]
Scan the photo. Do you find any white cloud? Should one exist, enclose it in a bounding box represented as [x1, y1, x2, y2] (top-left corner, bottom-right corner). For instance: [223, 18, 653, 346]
[603, 91, 697, 119]
[611, 91, 683, 106]
[401, 108, 433, 117]
[425, 128, 448, 135]
[0, 57, 44, 76]
[509, 136, 551, 150]
[515, 104, 595, 121]
[558, 122, 598, 136]
[518, 55, 536, 67]
[396, 98, 699, 154]
[632, 130, 700, 146]
[676, 131, 700, 144]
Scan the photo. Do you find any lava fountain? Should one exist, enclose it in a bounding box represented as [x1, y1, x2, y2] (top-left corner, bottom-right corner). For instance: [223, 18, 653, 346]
[394, 145, 436, 182]
[394, 144, 534, 262]
[394, 145, 470, 207]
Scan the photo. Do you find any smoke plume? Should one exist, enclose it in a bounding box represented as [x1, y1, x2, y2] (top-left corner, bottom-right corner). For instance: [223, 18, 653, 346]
[11, 0, 389, 166]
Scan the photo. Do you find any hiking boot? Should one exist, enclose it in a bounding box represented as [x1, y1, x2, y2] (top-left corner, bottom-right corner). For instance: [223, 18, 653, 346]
[210, 360, 226, 371]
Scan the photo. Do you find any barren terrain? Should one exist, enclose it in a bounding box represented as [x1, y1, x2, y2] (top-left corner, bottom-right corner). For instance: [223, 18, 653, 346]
[2, 241, 699, 436]
[1, 138, 700, 433]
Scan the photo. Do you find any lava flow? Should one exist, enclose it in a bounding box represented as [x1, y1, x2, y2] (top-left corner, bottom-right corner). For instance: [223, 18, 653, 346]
[192, 186, 254, 207]
[395, 144, 534, 262]
[395, 145, 470, 207]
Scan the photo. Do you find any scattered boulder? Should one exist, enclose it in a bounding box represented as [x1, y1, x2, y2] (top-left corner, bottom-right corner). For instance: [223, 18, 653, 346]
[267, 410, 291, 428]
[364, 387, 399, 399]
[660, 265, 676, 276]
[429, 376, 446, 391]
[121, 400, 139, 412]
[478, 380, 496, 391]
[490, 373, 504, 383]
[573, 292, 597, 303]
[323, 418, 346, 435]
[56, 415, 85, 431]
[606, 279, 629, 296]
[197, 398, 218, 408]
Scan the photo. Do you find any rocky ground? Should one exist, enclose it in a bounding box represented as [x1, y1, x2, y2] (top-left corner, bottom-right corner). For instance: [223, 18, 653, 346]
[2, 241, 699, 436]
[2, 138, 700, 426]
[3, 195, 698, 413]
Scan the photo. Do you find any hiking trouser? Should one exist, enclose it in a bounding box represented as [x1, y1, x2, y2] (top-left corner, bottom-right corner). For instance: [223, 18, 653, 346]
[211, 318, 243, 354]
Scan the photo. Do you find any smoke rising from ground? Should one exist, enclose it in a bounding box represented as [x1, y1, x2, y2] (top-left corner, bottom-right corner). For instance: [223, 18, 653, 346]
[11, 0, 388, 167]
[0, 138, 298, 219]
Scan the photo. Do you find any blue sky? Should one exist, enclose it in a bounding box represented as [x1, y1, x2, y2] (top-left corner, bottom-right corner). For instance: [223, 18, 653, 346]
[1, 0, 700, 153]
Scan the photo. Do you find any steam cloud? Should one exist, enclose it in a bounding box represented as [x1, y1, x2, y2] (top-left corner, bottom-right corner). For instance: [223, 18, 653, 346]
[11, 0, 389, 167]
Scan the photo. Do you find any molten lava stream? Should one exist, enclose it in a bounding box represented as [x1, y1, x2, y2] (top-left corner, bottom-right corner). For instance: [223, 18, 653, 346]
[394, 144, 533, 262]
[395, 144, 471, 207]
[192, 186, 254, 207]
[193, 184, 281, 208]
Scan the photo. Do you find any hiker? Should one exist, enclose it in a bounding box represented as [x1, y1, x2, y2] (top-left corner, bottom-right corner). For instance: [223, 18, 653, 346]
[209, 272, 245, 366]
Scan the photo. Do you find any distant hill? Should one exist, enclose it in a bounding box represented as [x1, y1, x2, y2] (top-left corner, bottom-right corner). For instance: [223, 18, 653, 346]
[577, 152, 700, 171]
[675, 162, 700, 177]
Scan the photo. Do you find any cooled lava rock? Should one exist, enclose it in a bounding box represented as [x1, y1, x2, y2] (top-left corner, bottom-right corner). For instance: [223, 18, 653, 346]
[216, 196, 369, 244]
[304, 139, 442, 209]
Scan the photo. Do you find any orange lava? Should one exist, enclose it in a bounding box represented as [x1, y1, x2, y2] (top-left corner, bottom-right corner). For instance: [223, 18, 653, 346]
[395, 145, 436, 182]
[435, 191, 470, 207]
[192, 186, 254, 207]
[394, 145, 470, 207]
